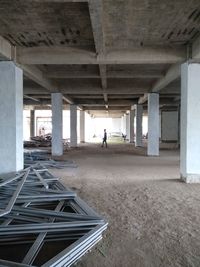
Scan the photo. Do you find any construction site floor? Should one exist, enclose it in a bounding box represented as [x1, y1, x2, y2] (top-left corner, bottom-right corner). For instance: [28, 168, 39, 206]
[50, 143, 200, 267]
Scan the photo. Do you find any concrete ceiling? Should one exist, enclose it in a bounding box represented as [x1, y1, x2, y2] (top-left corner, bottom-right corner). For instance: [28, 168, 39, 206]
[104, 0, 200, 49]
[0, 0, 200, 117]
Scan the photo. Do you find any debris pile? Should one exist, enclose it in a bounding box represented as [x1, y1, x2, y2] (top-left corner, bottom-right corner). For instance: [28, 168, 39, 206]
[24, 134, 69, 148]
[0, 164, 107, 267]
[24, 151, 78, 169]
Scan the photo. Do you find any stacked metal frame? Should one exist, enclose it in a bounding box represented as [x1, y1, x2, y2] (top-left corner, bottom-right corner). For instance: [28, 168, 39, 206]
[0, 164, 108, 267]
[24, 152, 78, 169]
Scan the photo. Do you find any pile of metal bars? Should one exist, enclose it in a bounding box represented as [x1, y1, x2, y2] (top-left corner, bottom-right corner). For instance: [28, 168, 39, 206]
[24, 152, 78, 169]
[0, 164, 107, 267]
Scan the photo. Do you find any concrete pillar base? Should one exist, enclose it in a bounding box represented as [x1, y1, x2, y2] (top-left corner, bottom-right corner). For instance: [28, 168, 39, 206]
[181, 174, 200, 184]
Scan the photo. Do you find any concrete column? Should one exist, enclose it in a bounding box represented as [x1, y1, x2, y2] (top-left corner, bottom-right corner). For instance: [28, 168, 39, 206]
[147, 93, 159, 156]
[80, 110, 85, 143]
[30, 110, 35, 137]
[51, 93, 63, 156]
[70, 104, 77, 147]
[135, 105, 143, 147]
[0, 62, 23, 173]
[126, 113, 130, 141]
[130, 109, 135, 143]
[180, 63, 200, 183]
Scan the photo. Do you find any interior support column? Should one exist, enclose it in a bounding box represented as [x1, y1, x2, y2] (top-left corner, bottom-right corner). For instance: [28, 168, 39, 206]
[70, 104, 77, 147]
[129, 109, 135, 143]
[126, 113, 130, 141]
[135, 105, 143, 147]
[0, 62, 23, 173]
[30, 110, 35, 137]
[80, 110, 85, 143]
[180, 63, 200, 183]
[51, 93, 63, 156]
[147, 93, 159, 156]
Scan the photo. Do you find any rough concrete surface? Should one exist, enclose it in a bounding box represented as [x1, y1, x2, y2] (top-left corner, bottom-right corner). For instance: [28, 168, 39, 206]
[51, 143, 200, 267]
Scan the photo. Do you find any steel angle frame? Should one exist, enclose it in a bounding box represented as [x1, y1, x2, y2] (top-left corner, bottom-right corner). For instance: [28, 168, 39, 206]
[0, 169, 30, 217]
[0, 259, 35, 267]
[41, 223, 108, 267]
[0, 164, 108, 267]
[22, 200, 65, 265]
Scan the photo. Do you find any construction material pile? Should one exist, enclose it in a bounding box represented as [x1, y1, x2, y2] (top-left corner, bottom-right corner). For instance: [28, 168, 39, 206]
[24, 134, 52, 147]
[0, 164, 107, 267]
[24, 151, 78, 169]
[24, 134, 69, 148]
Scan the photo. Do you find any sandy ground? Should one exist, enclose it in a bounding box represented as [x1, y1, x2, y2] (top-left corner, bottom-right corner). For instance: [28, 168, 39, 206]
[51, 143, 200, 267]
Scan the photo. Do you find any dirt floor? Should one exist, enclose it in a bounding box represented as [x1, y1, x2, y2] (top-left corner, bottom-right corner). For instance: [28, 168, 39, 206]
[51, 143, 200, 267]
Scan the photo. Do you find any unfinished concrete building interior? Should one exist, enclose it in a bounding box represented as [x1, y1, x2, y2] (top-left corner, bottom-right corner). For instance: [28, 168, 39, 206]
[0, 0, 200, 266]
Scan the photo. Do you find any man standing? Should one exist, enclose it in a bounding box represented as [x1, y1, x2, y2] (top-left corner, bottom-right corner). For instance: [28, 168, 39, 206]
[101, 129, 107, 148]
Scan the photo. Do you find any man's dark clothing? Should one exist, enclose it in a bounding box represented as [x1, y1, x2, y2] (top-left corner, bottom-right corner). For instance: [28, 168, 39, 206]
[102, 131, 107, 147]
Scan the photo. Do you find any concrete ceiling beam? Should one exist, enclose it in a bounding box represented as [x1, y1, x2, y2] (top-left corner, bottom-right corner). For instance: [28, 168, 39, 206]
[77, 99, 137, 106]
[151, 63, 181, 93]
[24, 88, 49, 94]
[72, 94, 142, 99]
[45, 70, 164, 79]
[17, 47, 97, 65]
[16, 46, 186, 65]
[21, 65, 57, 93]
[107, 71, 164, 79]
[63, 95, 74, 105]
[84, 106, 130, 111]
[192, 35, 200, 62]
[88, 0, 108, 104]
[46, 71, 100, 78]
[99, 65, 108, 102]
[24, 95, 40, 102]
[24, 99, 51, 105]
[0, 36, 13, 60]
[32, 0, 87, 2]
[57, 86, 149, 94]
[138, 93, 148, 104]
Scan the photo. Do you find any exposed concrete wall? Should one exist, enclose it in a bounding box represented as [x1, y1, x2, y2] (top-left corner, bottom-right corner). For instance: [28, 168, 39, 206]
[161, 111, 178, 142]
[70, 104, 77, 147]
[147, 93, 159, 156]
[51, 93, 63, 156]
[0, 61, 23, 173]
[180, 63, 200, 183]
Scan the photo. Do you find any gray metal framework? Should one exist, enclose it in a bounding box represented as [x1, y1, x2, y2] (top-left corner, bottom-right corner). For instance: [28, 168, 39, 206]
[24, 151, 78, 169]
[0, 164, 107, 267]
